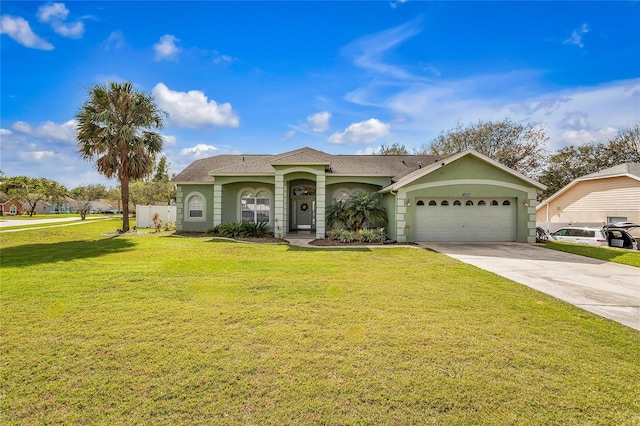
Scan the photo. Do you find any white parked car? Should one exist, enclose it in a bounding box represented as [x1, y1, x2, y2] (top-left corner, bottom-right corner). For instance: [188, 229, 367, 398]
[548, 224, 638, 250]
[549, 227, 608, 247]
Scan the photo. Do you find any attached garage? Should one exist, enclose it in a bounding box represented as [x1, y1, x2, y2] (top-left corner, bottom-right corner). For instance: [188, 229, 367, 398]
[380, 150, 546, 244]
[414, 198, 515, 241]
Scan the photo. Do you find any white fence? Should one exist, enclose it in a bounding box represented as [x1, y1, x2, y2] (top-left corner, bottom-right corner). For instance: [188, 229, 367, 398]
[136, 205, 177, 228]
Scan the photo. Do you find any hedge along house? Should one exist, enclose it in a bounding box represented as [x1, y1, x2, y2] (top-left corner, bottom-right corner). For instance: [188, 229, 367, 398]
[172, 147, 545, 243]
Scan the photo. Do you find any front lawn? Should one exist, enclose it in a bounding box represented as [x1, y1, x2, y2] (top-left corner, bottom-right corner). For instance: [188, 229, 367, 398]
[542, 240, 640, 267]
[1, 220, 639, 424]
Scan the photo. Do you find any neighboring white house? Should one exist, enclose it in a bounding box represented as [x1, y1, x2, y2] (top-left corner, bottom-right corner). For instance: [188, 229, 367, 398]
[537, 163, 640, 232]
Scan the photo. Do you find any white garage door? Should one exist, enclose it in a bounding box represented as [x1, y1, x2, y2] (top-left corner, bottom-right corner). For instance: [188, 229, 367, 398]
[414, 198, 515, 242]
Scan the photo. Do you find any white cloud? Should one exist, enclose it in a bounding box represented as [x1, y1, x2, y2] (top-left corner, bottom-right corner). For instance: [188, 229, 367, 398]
[355, 147, 379, 155]
[390, 0, 408, 9]
[53, 21, 83, 38]
[558, 127, 617, 146]
[343, 17, 424, 81]
[153, 82, 239, 129]
[0, 15, 54, 50]
[104, 30, 124, 50]
[558, 111, 590, 130]
[12, 119, 77, 142]
[154, 34, 180, 61]
[180, 144, 219, 159]
[564, 23, 589, 48]
[37, 2, 84, 39]
[281, 130, 296, 141]
[307, 111, 331, 133]
[162, 135, 177, 147]
[0, 128, 12, 135]
[18, 150, 56, 161]
[37, 3, 69, 22]
[328, 118, 391, 145]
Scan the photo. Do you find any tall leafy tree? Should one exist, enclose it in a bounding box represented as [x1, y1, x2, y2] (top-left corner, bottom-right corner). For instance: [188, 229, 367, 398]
[539, 123, 640, 200]
[0, 176, 67, 216]
[420, 118, 549, 178]
[76, 81, 165, 232]
[377, 142, 410, 155]
[152, 156, 171, 182]
[70, 184, 108, 219]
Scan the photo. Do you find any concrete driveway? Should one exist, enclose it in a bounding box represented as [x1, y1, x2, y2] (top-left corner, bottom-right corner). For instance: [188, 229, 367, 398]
[420, 242, 640, 331]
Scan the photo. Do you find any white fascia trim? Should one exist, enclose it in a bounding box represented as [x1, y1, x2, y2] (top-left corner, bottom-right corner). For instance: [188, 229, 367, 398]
[402, 179, 538, 199]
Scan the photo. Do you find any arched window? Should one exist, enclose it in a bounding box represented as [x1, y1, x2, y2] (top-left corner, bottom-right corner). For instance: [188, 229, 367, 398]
[186, 194, 204, 220]
[428, 200, 437, 206]
[453, 200, 461, 206]
[441, 200, 449, 206]
[491, 200, 499, 206]
[478, 200, 486, 206]
[503, 200, 511, 206]
[240, 187, 272, 223]
[465, 200, 474, 206]
[9, 205, 17, 215]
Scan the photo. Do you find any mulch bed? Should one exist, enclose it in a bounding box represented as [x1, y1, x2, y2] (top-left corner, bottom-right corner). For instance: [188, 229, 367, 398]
[308, 239, 418, 246]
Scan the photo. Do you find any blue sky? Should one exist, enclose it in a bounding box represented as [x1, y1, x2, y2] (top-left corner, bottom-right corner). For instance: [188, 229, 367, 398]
[1, 1, 639, 188]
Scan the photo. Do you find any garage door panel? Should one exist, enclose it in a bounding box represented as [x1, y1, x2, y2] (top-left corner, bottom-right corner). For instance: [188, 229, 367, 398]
[415, 198, 514, 242]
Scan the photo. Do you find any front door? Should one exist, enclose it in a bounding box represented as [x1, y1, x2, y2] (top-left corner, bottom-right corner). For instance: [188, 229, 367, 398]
[290, 183, 316, 231]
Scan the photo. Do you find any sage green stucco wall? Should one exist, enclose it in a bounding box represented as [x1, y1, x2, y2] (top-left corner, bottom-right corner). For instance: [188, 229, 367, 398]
[395, 156, 538, 243]
[176, 184, 214, 232]
[381, 192, 397, 239]
[220, 181, 276, 225]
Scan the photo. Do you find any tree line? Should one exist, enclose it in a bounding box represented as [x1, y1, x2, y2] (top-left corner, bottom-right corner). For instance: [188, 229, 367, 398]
[0, 157, 175, 219]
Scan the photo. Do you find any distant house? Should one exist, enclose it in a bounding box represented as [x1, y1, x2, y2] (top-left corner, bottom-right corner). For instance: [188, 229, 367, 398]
[50, 197, 76, 214]
[21, 200, 49, 215]
[536, 163, 640, 232]
[173, 147, 545, 243]
[0, 192, 25, 216]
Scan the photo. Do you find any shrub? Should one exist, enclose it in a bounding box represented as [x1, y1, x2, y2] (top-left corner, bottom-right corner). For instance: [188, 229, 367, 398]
[215, 221, 272, 238]
[362, 227, 386, 243]
[206, 225, 221, 236]
[240, 221, 271, 238]
[331, 228, 354, 243]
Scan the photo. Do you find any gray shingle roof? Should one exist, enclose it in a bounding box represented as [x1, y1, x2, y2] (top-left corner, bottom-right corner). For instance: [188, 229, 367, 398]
[173, 147, 440, 182]
[582, 163, 640, 179]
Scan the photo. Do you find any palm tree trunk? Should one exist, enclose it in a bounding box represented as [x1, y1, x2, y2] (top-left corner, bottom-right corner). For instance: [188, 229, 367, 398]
[120, 175, 130, 232]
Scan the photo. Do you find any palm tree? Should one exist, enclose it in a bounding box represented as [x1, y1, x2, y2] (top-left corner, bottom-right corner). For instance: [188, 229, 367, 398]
[76, 81, 165, 232]
[344, 192, 387, 231]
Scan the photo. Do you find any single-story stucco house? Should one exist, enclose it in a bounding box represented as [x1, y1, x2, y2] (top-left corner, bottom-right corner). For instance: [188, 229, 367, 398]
[536, 163, 640, 232]
[172, 147, 545, 243]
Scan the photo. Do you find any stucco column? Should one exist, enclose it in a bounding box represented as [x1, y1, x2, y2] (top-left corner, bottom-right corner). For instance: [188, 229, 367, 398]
[274, 171, 285, 238]
[396, 190, 408, 243]
[212, 183, 222, 227]
[175, 187, 183, 231]
[315, 173, 326, 239]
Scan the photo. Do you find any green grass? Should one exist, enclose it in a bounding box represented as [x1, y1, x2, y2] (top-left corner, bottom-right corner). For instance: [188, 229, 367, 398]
[1, 220, 639, 424]
[542, 240, 640, 267]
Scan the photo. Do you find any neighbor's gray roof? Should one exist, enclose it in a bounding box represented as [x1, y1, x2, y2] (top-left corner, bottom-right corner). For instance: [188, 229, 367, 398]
[173, 147, 440, 183]
[581, 163, 640, 179]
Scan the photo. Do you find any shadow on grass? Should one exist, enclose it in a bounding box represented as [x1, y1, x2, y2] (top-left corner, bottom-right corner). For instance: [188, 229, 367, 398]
[0, 237, 136, 268]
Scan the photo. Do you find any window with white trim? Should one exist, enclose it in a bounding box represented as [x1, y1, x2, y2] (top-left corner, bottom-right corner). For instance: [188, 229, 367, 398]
[240, 189, 271, 223]
[9, 205, 17, 215]
[188, 195, 204, 219]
